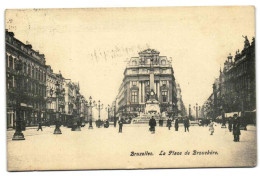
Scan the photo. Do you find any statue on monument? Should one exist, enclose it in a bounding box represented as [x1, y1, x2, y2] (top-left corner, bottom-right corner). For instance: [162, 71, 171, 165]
[242, 35, 250, 49]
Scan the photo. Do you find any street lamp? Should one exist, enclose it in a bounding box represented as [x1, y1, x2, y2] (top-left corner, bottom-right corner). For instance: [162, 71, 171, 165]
[87, 96, 95, 129]
[196, 103, 198, 121]
[71, 92, 81, 131]
[95, 100, 103, 128]
[12, 59, 25, 140]
[53, 81, 63, 134]
[105, 105, 111, 121]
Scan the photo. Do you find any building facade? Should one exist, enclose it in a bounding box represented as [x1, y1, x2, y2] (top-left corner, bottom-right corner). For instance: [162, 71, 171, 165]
[176, 83, 187, 116]
[6, 30, 47, 128]
[46, 66, 65, 125]
[201, 36, 255, 121]
[115, 49, 178, 118]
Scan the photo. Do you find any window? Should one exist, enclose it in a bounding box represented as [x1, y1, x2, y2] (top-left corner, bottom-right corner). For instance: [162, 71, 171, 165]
[28, 65, 31, 77]
[132, 81, 137, 86]
[9, 56, 13, 69]
[145, 81, 150, 86]
[161, 60, 166, 65]
[23, 63, 27, 74]
[132, 60, 137, 66]
[162, 80, 167, 86]
[32, 67, 35, 78]
[6, 54, 9, 67]
[162, 69, 167, 73]
[132, 69, 138, 74]
[131, 90, 138, 103]
[162, 91, 167, 102]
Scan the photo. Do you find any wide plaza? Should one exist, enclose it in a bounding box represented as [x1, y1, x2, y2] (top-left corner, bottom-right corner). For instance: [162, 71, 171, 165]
[7, 123, 256, 171]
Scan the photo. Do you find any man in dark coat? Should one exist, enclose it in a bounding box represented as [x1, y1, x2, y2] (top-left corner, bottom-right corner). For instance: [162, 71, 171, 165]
[149, 116, 157, 134]
[184, 117, 190, 132]
[37, 121, 43, 131]
[166, 118, 172, 130]
[114, 117, 117, 128]
[89, 119, 93, 129]
[104, 120, 109, 128]
[118, 118, 123, 133]
[228, 118, 233, 132]
[175, 118, 179, 131]
[233, 114, 241, 142]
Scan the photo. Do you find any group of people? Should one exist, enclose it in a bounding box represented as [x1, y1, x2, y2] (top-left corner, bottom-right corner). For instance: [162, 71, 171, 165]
[36, 114, 244, 142]
[148, 116, 190, 134]
[206, 114, 242, 142]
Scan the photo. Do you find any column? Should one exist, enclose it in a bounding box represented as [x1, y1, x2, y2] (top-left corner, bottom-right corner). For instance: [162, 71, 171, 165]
[150, 71, 155, 91]
[142, 82, 145, 103]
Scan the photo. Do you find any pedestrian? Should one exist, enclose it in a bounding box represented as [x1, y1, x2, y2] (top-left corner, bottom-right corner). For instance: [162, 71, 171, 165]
[184, 117, 190, 132]
[89, 119, 93, 128]
[149, 116, 157, 134]
[175, 118, 179, 131]
[37, 121, 43, 131]
[159, 117, 163, 127]
[167, 118, 172, 130]
[104, 120, 109, 128]
[114, 117, 117, 128]
[228, 118, 232, 132]
[209, 120, 214, 135]
[233, 114, 241, 142]
[118, 118, 123, 133]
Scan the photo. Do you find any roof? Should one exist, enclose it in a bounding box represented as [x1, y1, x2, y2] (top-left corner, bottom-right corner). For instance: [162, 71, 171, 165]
[138, 48, 160, 55]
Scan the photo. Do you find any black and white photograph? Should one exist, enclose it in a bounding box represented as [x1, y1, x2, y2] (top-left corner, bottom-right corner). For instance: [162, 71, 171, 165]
[4, 6, 256, 171]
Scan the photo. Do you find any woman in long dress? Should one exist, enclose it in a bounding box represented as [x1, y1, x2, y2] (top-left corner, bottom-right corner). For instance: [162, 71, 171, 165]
[209, 120, 214, 135]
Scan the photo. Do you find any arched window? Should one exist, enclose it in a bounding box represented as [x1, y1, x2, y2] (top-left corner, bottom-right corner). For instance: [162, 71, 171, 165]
[162, 91, 168, 102]
[132, 60, 137, 66]
[161, 60, 166, 65]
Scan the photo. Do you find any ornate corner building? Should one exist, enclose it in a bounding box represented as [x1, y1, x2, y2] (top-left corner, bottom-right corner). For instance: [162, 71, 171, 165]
[201, 36, 256, 121]
[115, 49, 179, 118]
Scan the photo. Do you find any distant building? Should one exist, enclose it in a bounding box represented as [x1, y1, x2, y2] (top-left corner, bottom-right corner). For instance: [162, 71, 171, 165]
[115, 49, 179, 118]
[46, 66, 65, 125]
[176, 83, 187, 116]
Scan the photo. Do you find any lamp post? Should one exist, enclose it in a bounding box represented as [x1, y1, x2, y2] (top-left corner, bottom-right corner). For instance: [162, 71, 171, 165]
[95, 100, 103, 128]
[72, 92, 81, 131]
[46, 88, 54, 127]
[53, 81, 64, 134]
[12, 59, 25, 140]
[196, 103, 198, 121]
[188, 104, 191, 119]
[80, 97, 85, 127]
[105, 105, 111, 121]
[87, 96, 95, 129]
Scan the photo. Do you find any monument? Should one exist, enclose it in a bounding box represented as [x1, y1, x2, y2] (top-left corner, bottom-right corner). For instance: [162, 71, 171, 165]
[145, 56, 160, 114]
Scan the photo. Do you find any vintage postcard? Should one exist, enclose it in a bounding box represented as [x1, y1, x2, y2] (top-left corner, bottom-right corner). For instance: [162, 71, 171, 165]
[5, 6, 256, 171]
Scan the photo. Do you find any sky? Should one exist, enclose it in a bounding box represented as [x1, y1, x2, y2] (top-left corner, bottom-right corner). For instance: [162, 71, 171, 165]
[5, 7, 255, 118]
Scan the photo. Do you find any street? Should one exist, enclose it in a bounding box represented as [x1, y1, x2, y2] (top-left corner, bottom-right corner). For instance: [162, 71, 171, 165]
[7, 123, 256, 171]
